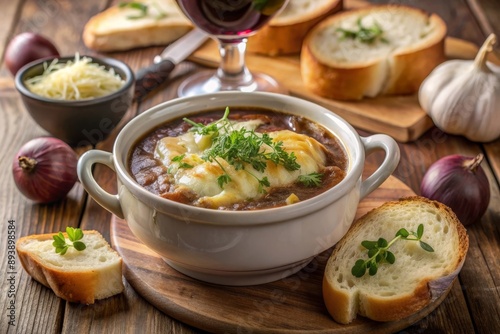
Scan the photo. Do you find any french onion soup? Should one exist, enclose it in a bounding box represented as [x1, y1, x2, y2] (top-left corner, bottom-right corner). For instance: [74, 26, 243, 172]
[128, 107, 347, 210]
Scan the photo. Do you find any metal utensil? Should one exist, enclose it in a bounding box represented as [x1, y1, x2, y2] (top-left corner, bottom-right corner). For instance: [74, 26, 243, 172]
[134, 28, 209, 101]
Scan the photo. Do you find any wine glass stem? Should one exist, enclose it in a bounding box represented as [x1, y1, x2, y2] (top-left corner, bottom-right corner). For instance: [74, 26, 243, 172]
[216, 39, 254, 88]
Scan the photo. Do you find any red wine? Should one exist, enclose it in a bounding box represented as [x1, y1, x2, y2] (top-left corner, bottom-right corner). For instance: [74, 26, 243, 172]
[176, 0, 287, 37]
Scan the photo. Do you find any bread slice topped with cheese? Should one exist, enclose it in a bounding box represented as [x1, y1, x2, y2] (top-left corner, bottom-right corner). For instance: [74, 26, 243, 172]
[16, 230, 124, 304]
[83, 0, 192, 52]
[301, 5, 447, 100]
[247, 0, 342, 56]
[323, 196, 468, 324]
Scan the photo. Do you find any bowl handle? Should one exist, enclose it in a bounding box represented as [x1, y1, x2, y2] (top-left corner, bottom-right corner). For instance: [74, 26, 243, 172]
[360, 134, 400, 199]
[77, 150, 124, 219]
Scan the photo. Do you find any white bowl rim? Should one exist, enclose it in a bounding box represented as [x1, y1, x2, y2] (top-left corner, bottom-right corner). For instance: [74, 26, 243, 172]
[112, 92, 365, 225]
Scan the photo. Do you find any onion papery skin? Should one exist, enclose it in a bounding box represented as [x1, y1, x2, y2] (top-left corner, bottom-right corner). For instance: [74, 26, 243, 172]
[12, 137, 78, 203]
[420, 154, 490, 226]
[5, 32, 60, 76]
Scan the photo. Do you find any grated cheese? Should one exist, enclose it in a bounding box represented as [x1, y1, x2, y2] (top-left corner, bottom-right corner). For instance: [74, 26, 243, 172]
[25, 53, 125, 100]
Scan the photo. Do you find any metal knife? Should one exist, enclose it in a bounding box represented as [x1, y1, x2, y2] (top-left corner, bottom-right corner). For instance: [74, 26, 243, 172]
[134, 28, 209, 101]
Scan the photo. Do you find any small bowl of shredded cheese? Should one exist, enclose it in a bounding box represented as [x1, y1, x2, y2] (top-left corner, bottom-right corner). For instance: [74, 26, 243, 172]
[15, 54, 134, 146]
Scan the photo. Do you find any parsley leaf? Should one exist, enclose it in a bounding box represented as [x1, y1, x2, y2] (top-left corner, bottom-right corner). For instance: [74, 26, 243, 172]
[52, 227, 86, 255]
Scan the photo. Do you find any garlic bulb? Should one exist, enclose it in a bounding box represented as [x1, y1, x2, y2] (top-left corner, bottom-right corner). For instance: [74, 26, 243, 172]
[418, 34, 500, 142]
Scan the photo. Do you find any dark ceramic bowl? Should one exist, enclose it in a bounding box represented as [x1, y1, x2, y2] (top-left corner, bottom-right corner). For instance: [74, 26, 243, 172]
[15, 55, 134, 146]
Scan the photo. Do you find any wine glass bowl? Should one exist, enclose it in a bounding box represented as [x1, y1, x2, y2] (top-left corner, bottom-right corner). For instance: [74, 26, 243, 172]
[176, 0, 289, 96]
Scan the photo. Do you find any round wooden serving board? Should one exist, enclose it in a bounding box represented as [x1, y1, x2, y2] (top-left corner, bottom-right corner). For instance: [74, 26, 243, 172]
[110, 173, 450, 333]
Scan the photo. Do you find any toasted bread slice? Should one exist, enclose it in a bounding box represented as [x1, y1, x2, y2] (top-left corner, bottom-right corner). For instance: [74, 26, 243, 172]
[301, 5, 447, 100]
[323, 196, 468, 324]
[17, 230, 124, 304]
[83, 0, 192, 52]
[247, 0, 343, 56]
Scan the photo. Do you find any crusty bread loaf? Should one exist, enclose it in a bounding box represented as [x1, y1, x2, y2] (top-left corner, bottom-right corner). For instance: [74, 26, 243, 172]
[323, 196, 468, 324]
[83, 0, 192, 52]
[17, 230, 124, 304]
[301, 5, 447, 100]
[247, 0, 342, 56]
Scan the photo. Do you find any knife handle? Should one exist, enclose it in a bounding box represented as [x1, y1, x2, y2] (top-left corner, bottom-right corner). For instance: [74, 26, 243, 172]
[134, 59, 175, 101]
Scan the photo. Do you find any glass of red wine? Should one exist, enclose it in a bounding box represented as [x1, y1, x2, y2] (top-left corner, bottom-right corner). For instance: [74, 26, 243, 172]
[175, 0, 289, 97]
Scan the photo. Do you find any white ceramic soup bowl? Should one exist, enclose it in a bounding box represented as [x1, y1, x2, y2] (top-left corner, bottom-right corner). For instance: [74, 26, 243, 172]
[77, 92, 400, 286]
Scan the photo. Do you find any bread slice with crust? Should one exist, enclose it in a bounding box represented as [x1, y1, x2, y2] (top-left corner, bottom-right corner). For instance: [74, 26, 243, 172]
[323, 196, 468, 324]
[301, 5, 447, 100]
[247, 0, 343, 56]
[16, 230, 124, 304]
[83, 0, 192, 52]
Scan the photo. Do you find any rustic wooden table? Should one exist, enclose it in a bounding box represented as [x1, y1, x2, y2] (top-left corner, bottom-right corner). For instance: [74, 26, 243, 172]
[1, 0, 499, 333]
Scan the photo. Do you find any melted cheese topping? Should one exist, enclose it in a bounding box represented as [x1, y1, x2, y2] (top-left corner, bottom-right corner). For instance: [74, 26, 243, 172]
[154, 121, 328, 208]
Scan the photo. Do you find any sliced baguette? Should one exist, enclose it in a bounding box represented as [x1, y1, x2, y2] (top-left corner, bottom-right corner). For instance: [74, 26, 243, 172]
[247, 0, 343, 56]
[301, 5, 447, 100]
[323, 196, 468, 324]
[83, 0, 192, 52]
[16, 230, 124, 304]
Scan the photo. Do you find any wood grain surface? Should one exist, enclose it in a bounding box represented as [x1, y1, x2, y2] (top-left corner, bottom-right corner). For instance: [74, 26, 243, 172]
[109, 173, 451, 334]
[1, 0, 499, 333]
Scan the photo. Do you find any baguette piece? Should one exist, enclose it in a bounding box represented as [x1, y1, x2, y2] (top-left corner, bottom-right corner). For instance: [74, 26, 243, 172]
[83, 0, 192, 52]
[301, 5, 447, 100]
[16, 230, 124, 304]
[323, 196, 468, 324]
[247, 0, 342, 56]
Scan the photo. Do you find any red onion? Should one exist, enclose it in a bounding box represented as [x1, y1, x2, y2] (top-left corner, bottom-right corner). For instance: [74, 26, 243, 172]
[4, 32, 60, 76]
[12, 137, 78, 203]
[420, 154, 490, 226]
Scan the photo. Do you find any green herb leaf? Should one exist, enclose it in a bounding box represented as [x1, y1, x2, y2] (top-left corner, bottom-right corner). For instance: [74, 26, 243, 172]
[52, 228, 87, 255]
[351, 259, 367, 278]
[361, 240, 377, 250]
[171, 154, 194, 169]
[419, 241, 435, 252]
[396, 228, 409, 238]
[351, 224, 434, 277]
[72, 241, 87, 251]
[66, 226, 75, 241]
[386, 251, 396, 264]
[336, 17, 387, 44]
[417, 224, 424, 239]
[119, 2, 148, 19]
[377, 238, 388, 248]
[297, 172, 323, 187]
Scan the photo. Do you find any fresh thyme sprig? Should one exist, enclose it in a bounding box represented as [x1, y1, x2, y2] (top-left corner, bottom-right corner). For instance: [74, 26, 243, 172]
[351, 224, 434, 277]
[337, 17, 388, 44]
[183, 107, 300, 192]
[52, 227, 86, 255]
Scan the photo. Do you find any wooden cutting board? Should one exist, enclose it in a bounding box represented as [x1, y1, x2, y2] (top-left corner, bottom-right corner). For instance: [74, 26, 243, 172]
[188, 27, 498, 143]
[110, 172, 453, 333]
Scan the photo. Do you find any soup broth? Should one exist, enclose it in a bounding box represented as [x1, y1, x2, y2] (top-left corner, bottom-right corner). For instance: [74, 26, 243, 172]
[128, 108, 348, 210]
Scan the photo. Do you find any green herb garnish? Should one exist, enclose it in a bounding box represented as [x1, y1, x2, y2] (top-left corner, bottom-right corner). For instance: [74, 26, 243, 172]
[183, 107, 300, 192]
[297, 172, 323, 187]
[171, 154, 194, 169]
[351, 224, 434, 277]
[119, 1, 166, 20]
[337, 17, 387, 44]
[52, 227, 86, 255]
